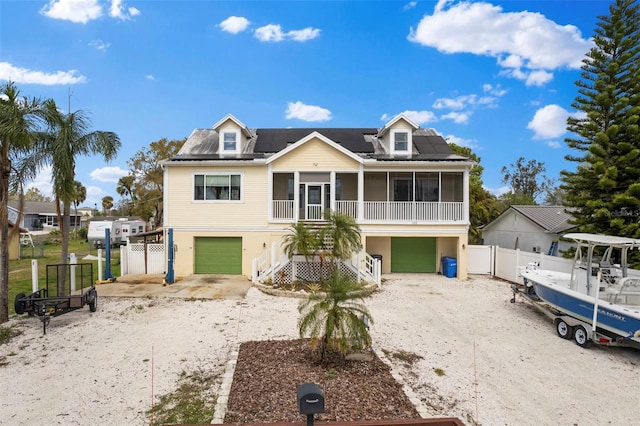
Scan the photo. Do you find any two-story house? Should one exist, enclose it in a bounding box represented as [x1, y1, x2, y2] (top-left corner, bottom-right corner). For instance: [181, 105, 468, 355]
[162, 114, 473, 281]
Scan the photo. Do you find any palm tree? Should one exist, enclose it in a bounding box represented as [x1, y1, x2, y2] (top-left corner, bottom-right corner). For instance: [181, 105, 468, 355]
[102, 195, 114, 215]
[116, 175, 135, 214]
[72, 181, 86, 238]
[35, 99, 120, 296]
[298, 273, 373, 361]
[322, 210, 362, 269]
[0, 83, 44, 323]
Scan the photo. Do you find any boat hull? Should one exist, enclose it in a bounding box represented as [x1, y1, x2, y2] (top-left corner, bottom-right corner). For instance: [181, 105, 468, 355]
[526, 274, 640, 343]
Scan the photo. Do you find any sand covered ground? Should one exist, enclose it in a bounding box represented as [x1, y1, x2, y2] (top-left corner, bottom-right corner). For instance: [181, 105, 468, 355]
[1, 273, 639, 425]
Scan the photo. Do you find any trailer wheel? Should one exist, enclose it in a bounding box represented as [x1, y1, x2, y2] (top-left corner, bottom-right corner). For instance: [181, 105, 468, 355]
[88, 289, 98, 312]
[555, 319, 573, 340]
[573, 325, 592, 348]
[14, 293, 26, 315]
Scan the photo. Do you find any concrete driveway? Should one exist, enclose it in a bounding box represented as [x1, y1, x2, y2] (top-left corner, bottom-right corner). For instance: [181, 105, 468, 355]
[95, 274, 252, 300]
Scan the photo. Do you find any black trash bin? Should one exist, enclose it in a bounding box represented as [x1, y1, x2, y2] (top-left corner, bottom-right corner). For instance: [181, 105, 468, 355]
[371, 254, 383, 268]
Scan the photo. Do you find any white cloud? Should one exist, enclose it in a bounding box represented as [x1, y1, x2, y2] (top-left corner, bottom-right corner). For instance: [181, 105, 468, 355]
[401, 110, 438, 125]
[0, 62, 86, 85]
[40, 0, 139, 23]
[442, 111, 471, 124]
[527, 104, 570, 139]
[219, 16, 250, 34]
[288, 27, 321, 42]
[85, 185, 103, 196]
[546, 141, 562, 148]
[40, 0, 102, 24]
[408, 1, 592, 85]
[404, 1, 418, 11]
[285, 101, 331, 122]
[109, 0, 140, 20]
[145, 74, 155, 80]
[255, 24, 320, 42]
[89, 39, 110, 51]
[90, 166, 129, 183]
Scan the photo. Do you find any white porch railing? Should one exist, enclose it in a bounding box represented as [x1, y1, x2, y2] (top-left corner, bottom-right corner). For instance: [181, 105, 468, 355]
[273, 200, 294, 220]
[252, 242, 381, 288]
[271, 200, 465, 222]
[336, 200, 358, 218]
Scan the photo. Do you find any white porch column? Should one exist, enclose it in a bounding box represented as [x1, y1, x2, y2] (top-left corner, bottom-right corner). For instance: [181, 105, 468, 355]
[357, 166, 364, 221]
[294, 171, 300, 222]
[330, 171, 336, 212]
[463, 168, 470, 223]
[267, 164, 273, 221]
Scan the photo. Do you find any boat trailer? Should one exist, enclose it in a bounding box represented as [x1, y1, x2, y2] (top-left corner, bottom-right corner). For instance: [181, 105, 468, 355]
[511, 283, 640, 350]
[14, 263, 97, 334]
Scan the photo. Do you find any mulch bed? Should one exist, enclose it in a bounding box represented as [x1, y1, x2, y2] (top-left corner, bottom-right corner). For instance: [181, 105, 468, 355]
[224, 339, 419, 424]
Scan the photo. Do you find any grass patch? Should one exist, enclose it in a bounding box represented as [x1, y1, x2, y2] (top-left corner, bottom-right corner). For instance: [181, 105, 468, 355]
[0, 324, 23, 346]
[147, 369, 218, 426]
[433, 367, 445, 377]
[388, 349, 423, 366]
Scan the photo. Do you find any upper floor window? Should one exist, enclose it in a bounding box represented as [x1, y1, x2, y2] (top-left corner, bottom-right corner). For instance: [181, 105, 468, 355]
[393, 131, 408, 152]
[194, 174, 242, 201]
[222, 132, 237, 152]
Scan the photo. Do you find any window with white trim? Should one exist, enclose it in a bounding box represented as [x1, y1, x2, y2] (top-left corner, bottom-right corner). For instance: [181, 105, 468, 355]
[194, 174, 241, 201]
[393, 131, 408, 152]
[222, 132, 237, 152]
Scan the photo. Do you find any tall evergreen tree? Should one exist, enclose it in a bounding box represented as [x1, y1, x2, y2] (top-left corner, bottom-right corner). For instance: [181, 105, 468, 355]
[561, 0, 640, 236]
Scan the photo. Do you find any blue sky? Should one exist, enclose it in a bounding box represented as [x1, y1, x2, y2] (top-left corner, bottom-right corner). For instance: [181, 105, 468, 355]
[0, 0, 610, 208]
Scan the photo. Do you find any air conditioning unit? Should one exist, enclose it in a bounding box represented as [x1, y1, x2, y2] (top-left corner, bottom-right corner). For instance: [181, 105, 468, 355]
[532, 246, 541, 253]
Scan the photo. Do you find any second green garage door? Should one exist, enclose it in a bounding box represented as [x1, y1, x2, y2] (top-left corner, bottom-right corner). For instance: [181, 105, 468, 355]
[391, 237, 436, 273]
[194, 237, 242, 274]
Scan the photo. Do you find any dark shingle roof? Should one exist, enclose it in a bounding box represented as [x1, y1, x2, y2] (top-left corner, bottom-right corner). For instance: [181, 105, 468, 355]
[253, 128, 377, 153]
[171, 126, 468, 162]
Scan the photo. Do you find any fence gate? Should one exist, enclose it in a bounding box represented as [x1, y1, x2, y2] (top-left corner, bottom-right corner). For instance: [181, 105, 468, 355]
[122, 243, 165, 275]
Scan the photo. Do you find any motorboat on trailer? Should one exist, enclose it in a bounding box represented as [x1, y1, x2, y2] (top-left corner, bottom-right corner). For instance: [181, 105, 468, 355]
[518, 233, 640, 349]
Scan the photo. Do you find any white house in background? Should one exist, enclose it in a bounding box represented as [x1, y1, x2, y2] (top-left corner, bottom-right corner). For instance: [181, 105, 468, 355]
[481, 205, 576, 255]
[162, 113, 474, 280]
[8, 200, 82, 232]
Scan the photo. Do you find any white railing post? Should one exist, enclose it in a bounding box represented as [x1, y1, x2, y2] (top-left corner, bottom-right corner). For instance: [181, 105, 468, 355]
[252, 258, 257, 283]
[97, 248, 103, 282]
[31, 259, 38, 293]
[69, 253, 77, 292]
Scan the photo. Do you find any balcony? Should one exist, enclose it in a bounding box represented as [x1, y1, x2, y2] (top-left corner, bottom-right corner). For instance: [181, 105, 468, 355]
[272, 200, 465, 223]
[271, 170, 467, 224]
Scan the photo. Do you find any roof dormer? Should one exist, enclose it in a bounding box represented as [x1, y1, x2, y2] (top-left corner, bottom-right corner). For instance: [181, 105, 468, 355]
[212, 114, 252, 155]
[377, 114, 419, 156]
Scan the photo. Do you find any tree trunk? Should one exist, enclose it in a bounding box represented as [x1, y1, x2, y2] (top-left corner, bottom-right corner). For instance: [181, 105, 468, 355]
[0, 163, 10, 323]
[57, 201, 71, 296]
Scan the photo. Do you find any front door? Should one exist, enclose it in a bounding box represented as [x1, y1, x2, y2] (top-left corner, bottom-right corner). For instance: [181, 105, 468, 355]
[306, 184, 323, 220]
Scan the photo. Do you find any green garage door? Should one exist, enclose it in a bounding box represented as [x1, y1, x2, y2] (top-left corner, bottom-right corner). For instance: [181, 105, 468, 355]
[391, 237, 436, 273]
[194, 237, 242, 274]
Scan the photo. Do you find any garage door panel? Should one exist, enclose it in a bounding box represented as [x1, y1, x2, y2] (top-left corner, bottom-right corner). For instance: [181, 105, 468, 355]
[195, 237, 242, 274]
[391, 237, 436, 273]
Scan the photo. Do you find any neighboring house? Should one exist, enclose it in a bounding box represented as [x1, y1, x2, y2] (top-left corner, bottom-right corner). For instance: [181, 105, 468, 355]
[8, 200, 82, 232]
[481, 205, 575, 255]
[162, 114, 474, 280]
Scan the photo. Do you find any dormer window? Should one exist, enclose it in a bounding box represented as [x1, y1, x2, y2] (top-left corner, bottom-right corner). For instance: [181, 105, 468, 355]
[222, 132, 238, 153]
[393, 131, 409, 153]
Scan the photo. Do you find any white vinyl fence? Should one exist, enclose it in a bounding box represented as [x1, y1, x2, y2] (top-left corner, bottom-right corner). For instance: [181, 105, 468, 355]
[470, 244, 573, 284]
[120, 243, 165, 275]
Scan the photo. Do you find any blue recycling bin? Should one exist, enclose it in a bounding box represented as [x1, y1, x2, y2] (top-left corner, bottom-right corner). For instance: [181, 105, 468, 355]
[441, 256, 457, 278]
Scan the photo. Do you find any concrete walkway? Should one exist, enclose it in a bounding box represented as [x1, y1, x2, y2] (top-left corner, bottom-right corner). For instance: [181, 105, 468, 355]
[95, 274, 253, 299]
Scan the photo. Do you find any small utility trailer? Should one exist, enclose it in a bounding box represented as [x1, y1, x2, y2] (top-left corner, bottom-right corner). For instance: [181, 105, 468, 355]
[14, 263, 97, 334]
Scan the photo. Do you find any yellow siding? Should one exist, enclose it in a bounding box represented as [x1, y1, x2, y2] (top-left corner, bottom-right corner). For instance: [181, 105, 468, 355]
[165, 166, 268, 228]
[271, 137, 359, 171]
